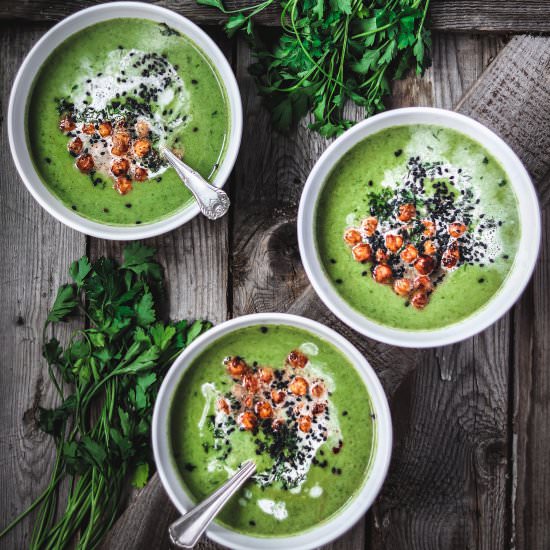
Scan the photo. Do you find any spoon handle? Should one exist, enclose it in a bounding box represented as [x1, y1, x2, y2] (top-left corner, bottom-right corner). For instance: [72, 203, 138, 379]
[168, 460, 256, 548]
[160, 145, 230, 220]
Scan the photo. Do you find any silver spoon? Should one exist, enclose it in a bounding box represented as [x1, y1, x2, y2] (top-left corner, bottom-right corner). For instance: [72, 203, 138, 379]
[160, 145, 230, 220]
[168, 460, 256, 548]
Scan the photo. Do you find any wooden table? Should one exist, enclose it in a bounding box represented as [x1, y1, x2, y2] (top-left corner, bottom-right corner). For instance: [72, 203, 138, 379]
[1, 2, 550, 549]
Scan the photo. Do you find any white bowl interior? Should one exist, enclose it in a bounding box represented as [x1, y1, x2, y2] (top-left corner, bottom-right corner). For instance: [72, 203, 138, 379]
[298, 108, 541, 348]
[8, 2, 242, 240]
[152, 313, 392, 550]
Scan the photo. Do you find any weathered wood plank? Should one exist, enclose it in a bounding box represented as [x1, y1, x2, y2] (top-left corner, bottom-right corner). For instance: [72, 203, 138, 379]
[456, 35, 550, 204]
[470, 35, 550, 550]
[362, 34, 513, 550]
[3, 0, 550, 33]
[94, 29, 232, 550]
[0, 24, 87, 550]
[512, 205, 550, 550]
[229, 38, 370, 549]
[429, 1, 550, 33]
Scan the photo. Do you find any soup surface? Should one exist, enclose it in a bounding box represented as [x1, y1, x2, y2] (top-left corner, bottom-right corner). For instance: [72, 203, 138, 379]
[315, 125, 520, 330]
[169, 324, 376, 536]
[27, 18, 229, 225]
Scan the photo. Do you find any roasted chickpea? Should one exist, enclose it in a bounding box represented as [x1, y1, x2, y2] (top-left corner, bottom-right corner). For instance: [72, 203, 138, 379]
[68, 137, 83, 156]
[414, 254, 436, 275]
[82, 123, 96, 135]
[111, 158, 130, 176]
[398, 203, 416, 222]
[59, 116, 76, 132]
[376, 248, 389, 264]
[400, 244, 418, 263]
[352, 243, 372, 262]
[393, 278, 412, 296]
[243, 395, 254, 409]
[133, 138, 151, 158]
[423, 239, 437, 255]
[311, 383, 325, 398]
[134, 167, 149, 182]
[287, 349, 308, 369]
[112, 130, 130, 155]
[242, 373, 260, 393]
[373, 264, 393, 284]
[448, 222, 467, 238]
[361, 216, 378, 236]
[254, 400, 273, 419]
[114, 175, 132, 195]
[422, 219, 436, 237]
[271, 418, 285, 431]
[270, 389, 286, 404]
[442, 241, 460, 269]
[289, 376, 308, 396]
[76, 154, 94, 173]
[135, 120, 150, 138]
[259, 367, 273, 383]
[298, 415, 312, 433]
[217, 398, 230, 414]
[343, 228, 362, 246]
[410, 290, 429, 309]
[98, 121, 112, 137]
[312, 402, 326, 415]
[385, 233, 404, 253]
[224, 356, 247, 376]
[237, 411, 257, 431]
[413, 275, 433, 292]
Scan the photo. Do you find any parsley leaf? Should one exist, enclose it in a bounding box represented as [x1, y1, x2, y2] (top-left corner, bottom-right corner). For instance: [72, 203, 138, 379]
[135, 290, 156, 327]
[46, 285, 78, 324]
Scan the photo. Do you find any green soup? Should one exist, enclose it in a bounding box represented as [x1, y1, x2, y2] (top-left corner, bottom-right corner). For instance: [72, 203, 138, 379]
[315, 125, 520, 330]
[169, 324, 376, 536]
[27, 18, 229, 225]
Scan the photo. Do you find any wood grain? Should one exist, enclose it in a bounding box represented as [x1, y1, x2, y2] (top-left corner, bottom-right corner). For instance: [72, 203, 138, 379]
[2, 0, 550, 33]
[0, 24, 86, 550]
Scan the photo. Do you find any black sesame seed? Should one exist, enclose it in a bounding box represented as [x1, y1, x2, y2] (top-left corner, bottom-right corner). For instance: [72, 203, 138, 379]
[260, 326, 268, 334]
[71, 205, 77, 211]
[125, 203, 132, 208]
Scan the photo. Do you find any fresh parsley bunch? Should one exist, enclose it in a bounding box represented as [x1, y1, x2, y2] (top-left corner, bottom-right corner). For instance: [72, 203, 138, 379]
[199, 0, 431, 136]
[0, 244, 211, 550]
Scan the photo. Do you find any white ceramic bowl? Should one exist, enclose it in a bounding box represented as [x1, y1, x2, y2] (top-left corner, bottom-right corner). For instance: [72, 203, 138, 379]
[152, 313, 392, 550]
[298, 108, 541, 348]
[8, 2, 242, 240]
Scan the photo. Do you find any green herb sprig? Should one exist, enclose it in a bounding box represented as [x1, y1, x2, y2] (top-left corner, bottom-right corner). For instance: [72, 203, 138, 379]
[0, 244, 211, 550]
[199, 0, 431, 136]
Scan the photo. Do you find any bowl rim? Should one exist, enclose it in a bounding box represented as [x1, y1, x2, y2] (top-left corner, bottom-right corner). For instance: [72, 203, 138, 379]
[152, 313, 393, 550]
[297, 107, 541, 348]
[8, 1, 243, 240]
